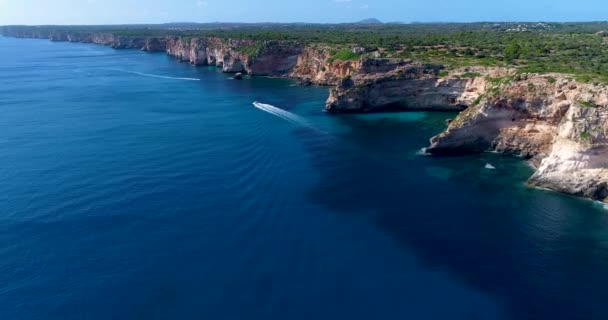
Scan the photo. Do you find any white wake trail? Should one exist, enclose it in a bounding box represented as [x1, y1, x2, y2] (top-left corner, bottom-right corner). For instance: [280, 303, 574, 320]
[252, 102, 333, 137]
[252, 102, 310, 127]
[115, 70, 201, 81]
[253, 102, 298, 124]
[255, 105, 297, 124]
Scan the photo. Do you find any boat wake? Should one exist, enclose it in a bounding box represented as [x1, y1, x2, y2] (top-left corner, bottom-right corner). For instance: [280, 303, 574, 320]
[114, 70, 201, 81]
[252, 102, 311, 127]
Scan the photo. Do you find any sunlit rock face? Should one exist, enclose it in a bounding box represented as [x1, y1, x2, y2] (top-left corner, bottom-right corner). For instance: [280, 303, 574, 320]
[427, 73, 608, 201]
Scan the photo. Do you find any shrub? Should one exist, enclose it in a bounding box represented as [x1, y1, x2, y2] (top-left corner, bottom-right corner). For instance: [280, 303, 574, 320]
[578, 100, 598, 108]
[575, 75, 593, 83]
[461, 72, 481, 79]
[327, 49, 361, 63]
[234, 43, 264, 56]
[486, 77, 505, 85]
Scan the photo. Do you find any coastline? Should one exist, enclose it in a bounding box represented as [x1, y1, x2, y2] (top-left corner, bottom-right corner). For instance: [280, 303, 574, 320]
[3, 28, 608, 203]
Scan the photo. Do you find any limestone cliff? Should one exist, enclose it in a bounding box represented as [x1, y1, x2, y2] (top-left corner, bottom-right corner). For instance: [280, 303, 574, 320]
[0, 27, 355, 82]
[1, 27, 167, 52]
[5, 26, 608, 201]
[289, 46, 360, 85]
[164, 37, 303, 76]
[427, 74, 608, 200]
[325, 65, 501, 113]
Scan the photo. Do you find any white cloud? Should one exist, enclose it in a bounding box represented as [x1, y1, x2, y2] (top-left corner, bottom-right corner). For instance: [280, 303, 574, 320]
[196, 1, 208, 8]
[360, 4, 369, 9]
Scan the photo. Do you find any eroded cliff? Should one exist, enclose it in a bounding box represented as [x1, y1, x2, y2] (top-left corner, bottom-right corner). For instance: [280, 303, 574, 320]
[164, 37, 304, 76]
[0, 27, 368, 83]
[1, 27, 367, 84]
[325, 64, 500, 113]
[1, 27, 168, 52]
[427, 74, 608, 200]
[4, 26, 608, 201]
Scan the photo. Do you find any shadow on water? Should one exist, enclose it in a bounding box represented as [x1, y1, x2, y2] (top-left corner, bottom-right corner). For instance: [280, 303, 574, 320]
[299, 113, 608, 320]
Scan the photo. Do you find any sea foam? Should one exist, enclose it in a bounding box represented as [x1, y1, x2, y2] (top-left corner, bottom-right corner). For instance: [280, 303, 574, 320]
[114, 70, 201, 81]
[253, 102, 310, 127]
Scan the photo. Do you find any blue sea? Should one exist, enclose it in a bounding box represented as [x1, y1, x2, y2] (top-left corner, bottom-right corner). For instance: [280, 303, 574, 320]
[1, 36, 608, 320]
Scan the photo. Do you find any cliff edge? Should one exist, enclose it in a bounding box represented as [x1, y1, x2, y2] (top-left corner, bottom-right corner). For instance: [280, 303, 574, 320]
[4, 26, 608, 201]
[427, 74, 608, 201]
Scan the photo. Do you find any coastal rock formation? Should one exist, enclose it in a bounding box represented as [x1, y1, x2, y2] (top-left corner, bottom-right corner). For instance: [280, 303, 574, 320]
[2, 27, 168, 52]
[143, 37, 167, 52]
[165, 37, 206, 64]
[290, 46, 360, 85]
[245, 42, 303, 76]
[0, 26, 339, 81]
[427, 74, 608, 200]
[164, 37, 302, 75]
[325, 65, 501, 113]
[4, 26, 608, 201]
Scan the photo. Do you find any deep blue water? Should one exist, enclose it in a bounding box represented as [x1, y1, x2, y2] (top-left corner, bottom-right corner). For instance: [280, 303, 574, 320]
[1, 36, 608, 320]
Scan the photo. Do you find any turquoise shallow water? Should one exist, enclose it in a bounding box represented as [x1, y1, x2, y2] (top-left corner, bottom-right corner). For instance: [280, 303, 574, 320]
[1, 36, 608, 320]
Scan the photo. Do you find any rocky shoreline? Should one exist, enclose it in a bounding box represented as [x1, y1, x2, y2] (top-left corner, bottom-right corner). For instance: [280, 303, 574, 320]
[427, 72, 608, 201]
[3, 27, 608, 202]
[0, 27, 473, 112]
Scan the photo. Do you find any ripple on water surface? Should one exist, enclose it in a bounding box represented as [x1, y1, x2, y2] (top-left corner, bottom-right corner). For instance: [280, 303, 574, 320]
[1, 37, 608, 320]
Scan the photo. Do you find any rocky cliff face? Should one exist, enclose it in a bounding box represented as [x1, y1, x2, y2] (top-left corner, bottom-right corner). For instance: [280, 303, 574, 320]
[0, 27, 352, 81]
[1, 27, 167, 52]
[164, 37, 303, 76]
[163, 37, 367, 80]
[427, 74, 608, 201]
[5, 26, 608, 201]
[289, 46, 360, 85]
[325, 65, 499, 113]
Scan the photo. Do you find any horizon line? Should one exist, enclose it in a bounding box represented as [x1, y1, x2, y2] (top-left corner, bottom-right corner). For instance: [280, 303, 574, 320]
[3, 20, 608, 27]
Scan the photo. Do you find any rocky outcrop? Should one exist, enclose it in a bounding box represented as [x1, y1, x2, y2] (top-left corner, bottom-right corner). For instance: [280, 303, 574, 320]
[325, 65, 500, 113]
[0, 27, 303, 74]
[1, 27, 167, 52]
[143, 37, 167, 52]
[528, 105, 608, 200]
[290, 46, 360, 85]
[427, 74, 608, 201]
[164, 37, 303, 76]
[5, 26, 608, 201]
[165, 37, 206, 64]
[0, 26, 349, 81]
[245, 42, 303, 76]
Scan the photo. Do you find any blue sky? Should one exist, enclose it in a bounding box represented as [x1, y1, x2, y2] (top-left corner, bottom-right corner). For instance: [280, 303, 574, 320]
[0, 0, 606, 25]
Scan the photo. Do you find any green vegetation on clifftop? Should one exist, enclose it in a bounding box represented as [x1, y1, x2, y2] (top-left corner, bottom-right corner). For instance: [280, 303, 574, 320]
[327, 49, 362, 63]
[4, 22, 608, 81]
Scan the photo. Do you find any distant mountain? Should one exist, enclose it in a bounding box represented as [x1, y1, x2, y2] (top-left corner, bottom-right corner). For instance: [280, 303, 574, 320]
[355, 18, 383, 25]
